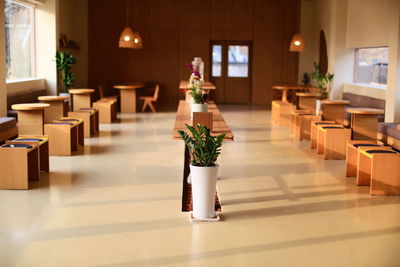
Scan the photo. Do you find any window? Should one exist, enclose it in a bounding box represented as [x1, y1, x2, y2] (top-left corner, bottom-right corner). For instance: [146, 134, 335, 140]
[354, 47, 388, 87]
[212, 45, 222, 77]
[228, 45, 248, 77]
[4, 0, 35, 81]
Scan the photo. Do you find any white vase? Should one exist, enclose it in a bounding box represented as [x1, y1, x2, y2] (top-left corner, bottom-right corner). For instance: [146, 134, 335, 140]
[190, 164, 219, 219]
[316, 99, 322, 115]
[191, 103, 208, 120]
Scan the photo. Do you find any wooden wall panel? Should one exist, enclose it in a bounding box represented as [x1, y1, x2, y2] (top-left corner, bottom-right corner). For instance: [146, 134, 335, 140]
[88, 0, 301, 108]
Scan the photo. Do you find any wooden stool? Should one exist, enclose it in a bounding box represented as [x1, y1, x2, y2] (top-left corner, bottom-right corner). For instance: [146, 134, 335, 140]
[290, 110, 313, 136]
[347, 108, 385, 140]
[298, 115, 321, 141]
[316, 125, 351, 159]
[38, 96, 69, 123]
[69, 89, 95, 111]
[68, 109, 99, 138]
[271, 101, 295, 126]
[345, 140, 382, 177]
[319, 100, 350, 125]
[44, 122, 78, 156]
[11, 103, 50, 135]
[93, 99, 116, 123]
[8, 136, 49, 172]
[310, 121, 335, 149]
[0, 143, 40, 189]
[356, 147, 400, 195]
[54, 118, 84, 147]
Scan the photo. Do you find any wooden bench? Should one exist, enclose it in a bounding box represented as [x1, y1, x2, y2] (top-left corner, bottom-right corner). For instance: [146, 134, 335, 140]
[68, 109, 99, 138]
[271, 101, 295, 126]
[93, 99, 117, 123]
[310, 121, 336, 149]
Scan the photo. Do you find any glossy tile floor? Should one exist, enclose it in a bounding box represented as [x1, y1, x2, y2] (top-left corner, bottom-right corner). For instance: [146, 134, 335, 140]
[1, 106, 400, 267]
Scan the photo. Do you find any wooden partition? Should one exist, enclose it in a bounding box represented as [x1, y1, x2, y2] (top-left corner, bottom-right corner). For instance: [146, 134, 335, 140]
[88, 0, 301, 107]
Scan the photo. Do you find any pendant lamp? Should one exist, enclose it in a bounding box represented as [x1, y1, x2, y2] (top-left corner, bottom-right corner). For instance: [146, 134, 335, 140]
[289, 33, 304, 52]
[119, 0, 143, 49]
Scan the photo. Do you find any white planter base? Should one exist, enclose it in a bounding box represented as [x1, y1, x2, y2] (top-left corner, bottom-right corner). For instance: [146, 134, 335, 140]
[189, 212, 221, 222]
[190, 103, 208, 120]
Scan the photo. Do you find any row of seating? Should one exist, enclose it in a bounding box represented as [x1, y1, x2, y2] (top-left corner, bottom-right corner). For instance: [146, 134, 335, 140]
[0, 89, 118, 190]
[273, 93, 400, 196]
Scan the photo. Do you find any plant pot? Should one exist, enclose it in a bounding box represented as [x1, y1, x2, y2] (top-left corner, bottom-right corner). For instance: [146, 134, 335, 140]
[190, 164, 219, 219]
[190, 103, 208, 120]
[316, 99, 322, 115]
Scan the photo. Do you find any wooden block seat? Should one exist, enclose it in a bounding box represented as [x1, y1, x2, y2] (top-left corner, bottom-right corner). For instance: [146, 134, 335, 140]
[68, 109, 99, 138]
[271, 101, 295, 126]
[310, 121, 336, 149]
[44, 122, 79, 156]
[377, 122, 400, 150]
[345, 140, 382, 177]
[356, 147, 400, 195]
[93, 99, 117, 123]
[316, 125, 352, 159]
[54, 118, 84, 147]
[290, 110, 314, 136]
[298, 114, 321, 141]
[9, 136, 49, 172]
[0, 143, 40, 189]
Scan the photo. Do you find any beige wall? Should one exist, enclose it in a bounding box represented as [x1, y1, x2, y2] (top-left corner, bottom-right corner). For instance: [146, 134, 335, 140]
[0, 0, 6, 116]
[57, 0, 88, 89]
[299, 0, 400, 121]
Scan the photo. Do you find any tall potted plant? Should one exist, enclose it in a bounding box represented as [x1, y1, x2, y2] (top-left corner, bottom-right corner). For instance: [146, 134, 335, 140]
[186, 64, 208, 119]
[178, 123, 225, 220]
[56, 51, 77, 96]
[311, 62, 334, 99]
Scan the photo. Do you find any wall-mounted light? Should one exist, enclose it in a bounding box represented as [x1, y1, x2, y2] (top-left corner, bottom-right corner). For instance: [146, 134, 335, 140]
[118, 0, 143, 49]
[290, 33, 305, 52]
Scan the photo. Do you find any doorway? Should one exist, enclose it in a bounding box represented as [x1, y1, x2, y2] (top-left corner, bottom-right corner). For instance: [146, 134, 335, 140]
[209, 41, 252, 104]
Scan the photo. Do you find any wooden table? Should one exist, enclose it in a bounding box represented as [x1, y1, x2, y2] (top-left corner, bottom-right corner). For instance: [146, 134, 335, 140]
[347, 108, 385, 140]
[69, 89, 95, 111]
[272, 85, 313, 102]
[114, 83, 145, 113]
[11, 103, 49, 135]
[320, 99, 350, 125]
[172, 100, 233, 212]
[179, 80, 216, 102]
[38, 96, 68, 123]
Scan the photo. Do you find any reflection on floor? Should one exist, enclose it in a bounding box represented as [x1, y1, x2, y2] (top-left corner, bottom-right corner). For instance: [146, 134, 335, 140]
[1, 106, 400, 267]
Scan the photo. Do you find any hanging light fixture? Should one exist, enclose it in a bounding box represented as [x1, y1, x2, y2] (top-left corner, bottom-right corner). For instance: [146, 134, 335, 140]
[119, 0, 143, 49]
[289, 33, 305, 52]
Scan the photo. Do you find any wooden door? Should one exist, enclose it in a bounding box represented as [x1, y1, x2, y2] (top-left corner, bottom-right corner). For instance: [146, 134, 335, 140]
[210, 41, 252, 104]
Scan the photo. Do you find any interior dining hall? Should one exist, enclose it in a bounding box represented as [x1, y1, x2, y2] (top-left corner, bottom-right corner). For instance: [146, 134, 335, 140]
[1, 0, 400, 266]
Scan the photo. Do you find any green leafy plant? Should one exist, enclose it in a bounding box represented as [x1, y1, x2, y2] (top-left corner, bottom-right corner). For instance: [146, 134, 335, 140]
[178, 123, 225, 167]
[189, 85, 208, 104]
[311, 62, 334, 99]
[56, 51, 77, 93]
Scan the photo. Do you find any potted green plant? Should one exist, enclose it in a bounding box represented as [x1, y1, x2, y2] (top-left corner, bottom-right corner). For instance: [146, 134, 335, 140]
[311, 62, 334, 99]
[186, 64, 208, 119]
[178, 123, 225, 220]
[55, 51, 77, 96]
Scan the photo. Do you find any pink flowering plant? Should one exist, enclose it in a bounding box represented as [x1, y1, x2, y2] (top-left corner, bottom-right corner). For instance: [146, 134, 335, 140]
[186, 64, 208, 104]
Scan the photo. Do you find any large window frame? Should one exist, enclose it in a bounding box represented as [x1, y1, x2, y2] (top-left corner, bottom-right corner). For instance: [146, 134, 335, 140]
[4, 0, 36, 82]
[354, 46, 388, 88]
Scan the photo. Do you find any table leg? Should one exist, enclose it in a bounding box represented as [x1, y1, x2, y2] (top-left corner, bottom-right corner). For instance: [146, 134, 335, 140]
[43, 101, 64, 123]
[120, 89, 136, 113]
[73, 94, 92, 111]
[17, 110, 45, 135]
[282, 89, 288, 102]
[351, 114, 378, 140]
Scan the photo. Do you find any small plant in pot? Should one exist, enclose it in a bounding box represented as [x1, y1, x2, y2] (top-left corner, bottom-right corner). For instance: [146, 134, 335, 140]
[186, 64, 208, 119]
[178, 123, 225, 220]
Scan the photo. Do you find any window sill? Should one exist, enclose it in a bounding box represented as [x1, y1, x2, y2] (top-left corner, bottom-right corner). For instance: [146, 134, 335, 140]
[6, 77, 45, 84]
[350, 83, 387, 90]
